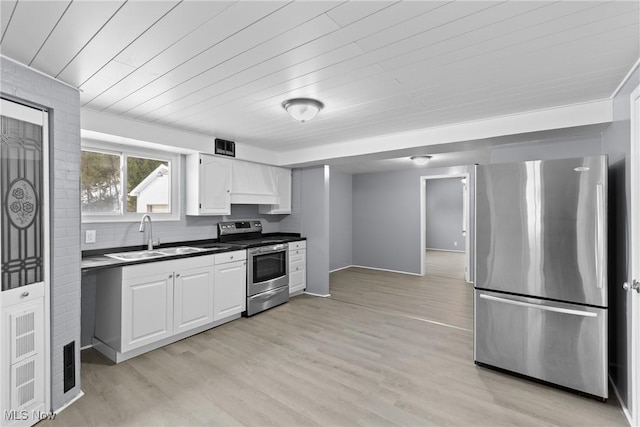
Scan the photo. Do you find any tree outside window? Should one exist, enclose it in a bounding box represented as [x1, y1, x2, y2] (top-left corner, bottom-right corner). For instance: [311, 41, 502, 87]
[81, 147, 174, 219]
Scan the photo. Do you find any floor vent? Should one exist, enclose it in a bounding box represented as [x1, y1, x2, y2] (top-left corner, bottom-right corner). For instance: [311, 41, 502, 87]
[63, 342, 75, 392]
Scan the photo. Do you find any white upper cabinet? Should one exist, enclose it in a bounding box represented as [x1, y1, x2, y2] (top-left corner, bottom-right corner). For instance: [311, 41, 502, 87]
[230, 160, 278, 205]
[186, 153, 291, 214]
[186, 153, 232, 216]
[259, 167, 292, 214]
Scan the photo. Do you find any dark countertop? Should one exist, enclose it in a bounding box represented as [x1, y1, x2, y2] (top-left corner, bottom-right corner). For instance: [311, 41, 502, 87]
[82, 233, 305, 273]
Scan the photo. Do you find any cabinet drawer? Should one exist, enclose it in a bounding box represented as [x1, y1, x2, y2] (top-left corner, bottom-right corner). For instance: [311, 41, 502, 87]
[214, 250, 246, 264]
[290, 263, 305, 274]
[289, 249, 306, 264]
[288, 240, 306, 250]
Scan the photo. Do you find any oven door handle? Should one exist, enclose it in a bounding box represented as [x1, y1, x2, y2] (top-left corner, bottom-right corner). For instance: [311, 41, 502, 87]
[250, 286, 289, 301]
[249, 244, 287, 255]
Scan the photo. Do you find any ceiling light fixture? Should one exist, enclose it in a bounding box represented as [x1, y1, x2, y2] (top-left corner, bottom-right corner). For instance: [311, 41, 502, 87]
[410, 155, 432, 166]
[282, 98, 324, 122]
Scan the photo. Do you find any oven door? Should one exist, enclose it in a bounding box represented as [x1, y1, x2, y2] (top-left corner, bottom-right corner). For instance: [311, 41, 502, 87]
[247, 244, 288, 296]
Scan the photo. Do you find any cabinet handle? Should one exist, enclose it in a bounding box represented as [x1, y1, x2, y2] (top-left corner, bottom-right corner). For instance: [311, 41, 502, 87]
[21, 291, 29, 298]
[168, 274, 173, 279]
[230, 256, 234, 259]
[176, 273, 180, 278]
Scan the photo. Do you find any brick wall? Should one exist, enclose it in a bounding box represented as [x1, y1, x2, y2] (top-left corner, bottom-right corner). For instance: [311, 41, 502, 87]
[1, 57, 82, 410]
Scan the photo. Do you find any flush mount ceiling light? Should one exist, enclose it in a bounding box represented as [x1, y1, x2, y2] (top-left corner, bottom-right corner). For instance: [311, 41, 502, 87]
[410, 155, 432, 166]
[282, 98, 324, 122]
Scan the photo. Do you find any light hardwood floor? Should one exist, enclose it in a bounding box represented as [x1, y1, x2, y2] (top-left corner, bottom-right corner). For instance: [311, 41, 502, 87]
[46, 251, 626, 426]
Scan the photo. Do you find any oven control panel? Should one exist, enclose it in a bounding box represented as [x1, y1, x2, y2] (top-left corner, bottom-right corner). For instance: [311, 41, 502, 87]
[218, 220, 262, 235]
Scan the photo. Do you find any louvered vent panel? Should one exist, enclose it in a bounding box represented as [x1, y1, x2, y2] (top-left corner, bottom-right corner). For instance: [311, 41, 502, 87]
[12, 359, 36, 408]
[13, 311, 36, 362]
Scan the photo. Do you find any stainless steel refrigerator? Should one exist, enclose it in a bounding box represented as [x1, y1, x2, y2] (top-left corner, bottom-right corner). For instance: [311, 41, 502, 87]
[474, 155, 608, 399]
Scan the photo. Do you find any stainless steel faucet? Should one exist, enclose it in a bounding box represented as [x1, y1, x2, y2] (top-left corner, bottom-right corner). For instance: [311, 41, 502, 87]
[139, 214, 159, 250]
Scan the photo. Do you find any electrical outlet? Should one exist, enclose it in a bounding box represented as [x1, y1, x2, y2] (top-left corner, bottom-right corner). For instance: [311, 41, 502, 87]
[454, 241, 458, 247]
[85, 230, 96, 244]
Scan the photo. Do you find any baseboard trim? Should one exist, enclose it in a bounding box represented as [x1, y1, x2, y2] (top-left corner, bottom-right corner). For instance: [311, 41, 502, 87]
[330, 265, 354, 273]
[609, 374, 633, 427]
[351, 264, 422, 276]
[303, 291, 331, 297]
[54, 390, 84, 415]
[425, 248, 465, 253]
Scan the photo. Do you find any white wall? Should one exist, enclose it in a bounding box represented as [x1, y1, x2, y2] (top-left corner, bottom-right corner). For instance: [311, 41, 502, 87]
[300, 166, 330, 296]
[330, 169, 353, 271]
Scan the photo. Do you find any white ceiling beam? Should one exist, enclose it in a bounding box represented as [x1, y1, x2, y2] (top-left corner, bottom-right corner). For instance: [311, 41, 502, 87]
[278, 99, 613, 167]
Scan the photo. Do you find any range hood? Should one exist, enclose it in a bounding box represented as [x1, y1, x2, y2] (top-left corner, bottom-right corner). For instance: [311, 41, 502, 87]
[230, 160, 279, 205]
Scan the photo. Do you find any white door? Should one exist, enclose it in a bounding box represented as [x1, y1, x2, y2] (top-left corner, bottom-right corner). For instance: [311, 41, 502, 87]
[629, 85, 640, 427]
[213, 261, 246, 321]
[122, 273, 174, 352]
[199, 154, 231, 215]
[0, 99, 50, 426]
[174, 266, 214, 334]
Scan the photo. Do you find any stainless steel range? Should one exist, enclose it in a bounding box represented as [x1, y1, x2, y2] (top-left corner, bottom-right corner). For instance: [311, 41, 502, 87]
[218, 221, 289, 316]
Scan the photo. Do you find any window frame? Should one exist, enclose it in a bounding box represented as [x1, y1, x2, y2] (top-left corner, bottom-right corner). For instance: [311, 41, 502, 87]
[81, 139, 181, 223]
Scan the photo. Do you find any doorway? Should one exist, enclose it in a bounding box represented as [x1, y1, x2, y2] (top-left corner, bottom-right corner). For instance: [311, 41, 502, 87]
[0, 98, 51, 425]
[420, 174, 471, 283]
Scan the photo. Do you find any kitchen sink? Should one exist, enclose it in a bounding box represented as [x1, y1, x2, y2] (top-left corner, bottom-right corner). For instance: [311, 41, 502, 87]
[105, 250, 166, 261]
[105, 246, 206, 261]
[157, 246, 205, 256]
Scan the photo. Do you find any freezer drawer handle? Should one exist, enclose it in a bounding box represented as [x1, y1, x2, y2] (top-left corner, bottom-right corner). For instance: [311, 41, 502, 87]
[479, 294, 598, 317]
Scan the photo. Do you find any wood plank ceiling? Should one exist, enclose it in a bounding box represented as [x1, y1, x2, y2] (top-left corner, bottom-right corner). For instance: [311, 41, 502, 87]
[1, 1, 638, 151]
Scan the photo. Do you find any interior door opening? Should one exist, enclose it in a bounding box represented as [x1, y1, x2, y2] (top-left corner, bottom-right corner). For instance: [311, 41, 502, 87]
[420, 174, 471, 283]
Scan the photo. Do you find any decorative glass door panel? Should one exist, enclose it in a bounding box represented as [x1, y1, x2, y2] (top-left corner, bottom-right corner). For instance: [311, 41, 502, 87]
[1, 105, 44, 291]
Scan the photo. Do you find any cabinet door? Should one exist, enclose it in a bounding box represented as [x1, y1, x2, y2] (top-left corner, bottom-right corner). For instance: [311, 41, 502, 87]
[200, 154, 231, 215]
[214, 260, 247, 320]
[259, 167, 291, 214]
[122, 273, 174, 352]
[174, 265, 214, 334]
[289, 268, 306, 294]
[289, 249, 306, 294]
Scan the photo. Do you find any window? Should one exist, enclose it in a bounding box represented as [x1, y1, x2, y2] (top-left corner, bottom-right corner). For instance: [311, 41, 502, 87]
[81, 142, 179, 222]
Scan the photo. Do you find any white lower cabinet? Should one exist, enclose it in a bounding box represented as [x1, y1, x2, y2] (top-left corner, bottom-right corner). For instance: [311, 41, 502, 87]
[95, 251, 247, 363]
[213, 251, 247, 320]
[288, 241, 306, 295]
[173, 265, 215, 335]
[121, 272, 174, 353]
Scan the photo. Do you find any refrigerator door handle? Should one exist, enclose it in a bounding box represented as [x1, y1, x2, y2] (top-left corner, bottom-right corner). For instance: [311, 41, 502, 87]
[596, 183, 605, 289]
[479, 294, 598, 317]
